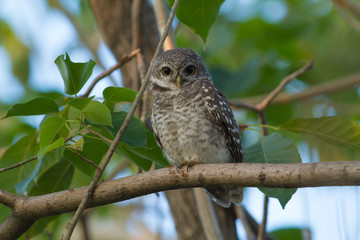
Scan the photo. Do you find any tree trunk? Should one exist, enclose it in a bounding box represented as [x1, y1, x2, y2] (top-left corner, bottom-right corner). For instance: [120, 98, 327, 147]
[88, 1, 238, 239]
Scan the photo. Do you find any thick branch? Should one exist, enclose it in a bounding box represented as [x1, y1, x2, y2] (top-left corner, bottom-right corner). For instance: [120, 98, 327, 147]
[1, 162, 360, 239]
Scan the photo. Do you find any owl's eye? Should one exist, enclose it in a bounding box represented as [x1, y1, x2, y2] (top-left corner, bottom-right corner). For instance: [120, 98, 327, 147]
[185, 65, 196, 75]
[162, 67, 172, 76]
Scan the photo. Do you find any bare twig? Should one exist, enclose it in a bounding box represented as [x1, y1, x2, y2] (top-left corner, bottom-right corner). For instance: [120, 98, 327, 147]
[80, 121, 113, 144]
[0, 156, 37, 174]
[74, 149, 100, 170]
[193, 188, 224, 240]
[154, 0, 176, 50]
[62, 1, 180, 239]
[256, 61, 314, 111]
[333, 0, 360, 20]
[257, 196, 270, 240]
[231, 71, 360, 108]
[81, 49, 141, 98]
[336, 4, 360, 33]
[131, 0, 150, 122]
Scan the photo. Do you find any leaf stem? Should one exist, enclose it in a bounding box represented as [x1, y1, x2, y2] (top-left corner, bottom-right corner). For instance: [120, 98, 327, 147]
[246, 124, 280, 132]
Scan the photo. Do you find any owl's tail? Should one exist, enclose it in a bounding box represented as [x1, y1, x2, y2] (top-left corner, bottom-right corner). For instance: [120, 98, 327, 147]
[204, 187, 243, 208]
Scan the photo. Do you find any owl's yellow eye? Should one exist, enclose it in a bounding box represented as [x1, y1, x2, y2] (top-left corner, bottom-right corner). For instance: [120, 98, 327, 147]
[162, 67, 172, 76]
[185, 65, 195, 75]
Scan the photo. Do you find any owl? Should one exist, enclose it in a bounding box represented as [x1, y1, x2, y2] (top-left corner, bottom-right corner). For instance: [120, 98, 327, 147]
[150, 48, 243, 208]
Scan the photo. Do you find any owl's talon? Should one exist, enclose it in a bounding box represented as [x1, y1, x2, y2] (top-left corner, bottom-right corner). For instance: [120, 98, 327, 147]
[186, 162, 194, 172]
[175, 165, 181, 174]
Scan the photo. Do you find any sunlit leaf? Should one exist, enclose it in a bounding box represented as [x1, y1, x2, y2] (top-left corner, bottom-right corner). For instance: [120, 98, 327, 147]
[244, 132, 301, 208]
[168, 0, 225, 43]
[271, 227, 304, 240]
[39, 116, 66, 149]
[67, 96, 95, 110]
[55, 52, 95, 95]
[280, 116, 360, 148]
[2, 98, 59, 119]
[37, 138, 64, 158]
[103, 87, 137, 104]
[83, 100, 112, 127]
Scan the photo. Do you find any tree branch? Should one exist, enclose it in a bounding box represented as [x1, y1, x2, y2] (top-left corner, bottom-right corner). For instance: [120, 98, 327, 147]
[231, 71, 360, 108]
[81, 48, 140, 98]
[1, 162, 360, 239]
[256, 61, 313, 111]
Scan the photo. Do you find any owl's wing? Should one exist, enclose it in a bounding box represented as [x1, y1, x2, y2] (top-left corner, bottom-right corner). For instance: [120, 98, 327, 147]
[151, 114, 164, 149]
[199, 80, 243, 163]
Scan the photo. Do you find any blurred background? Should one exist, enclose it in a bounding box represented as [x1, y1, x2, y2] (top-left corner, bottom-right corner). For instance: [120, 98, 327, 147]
[1, 0, 360, 239]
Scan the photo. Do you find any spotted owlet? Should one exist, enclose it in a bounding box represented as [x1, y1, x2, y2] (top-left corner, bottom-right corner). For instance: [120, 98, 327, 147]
[150, 48, 243, 208]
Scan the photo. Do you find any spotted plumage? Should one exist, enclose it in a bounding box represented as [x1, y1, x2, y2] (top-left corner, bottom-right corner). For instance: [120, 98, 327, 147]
[150, 48, 243, 208]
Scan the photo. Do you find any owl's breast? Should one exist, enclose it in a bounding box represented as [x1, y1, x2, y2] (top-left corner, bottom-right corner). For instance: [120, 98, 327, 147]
[151, 88, 232, 166]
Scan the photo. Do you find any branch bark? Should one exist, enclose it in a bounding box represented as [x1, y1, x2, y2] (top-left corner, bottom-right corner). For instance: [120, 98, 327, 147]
[1, 161, 360, 239]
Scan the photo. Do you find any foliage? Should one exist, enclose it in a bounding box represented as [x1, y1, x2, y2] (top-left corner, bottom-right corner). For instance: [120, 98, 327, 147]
[1, 0, 360, 239]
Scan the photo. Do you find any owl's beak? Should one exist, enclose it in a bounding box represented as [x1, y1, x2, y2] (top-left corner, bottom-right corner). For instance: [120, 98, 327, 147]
[176, 76, 182, 88]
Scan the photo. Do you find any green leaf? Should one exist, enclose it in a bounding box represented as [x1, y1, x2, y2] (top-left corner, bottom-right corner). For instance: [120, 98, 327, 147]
[116, 131, 169, 171]
[39, 116, 66, 149]
[83, 100, 113, 127]
[67, 96, 95, 110]
[103, 87, 137, 105]
[0, 132, 38, 192]
[2, 98, 59, 119]
[116, 143, 153, 171]
[244, 133, 301, 208]
[37, 138, 64, 158]
[15, 157, 43, 195]
[29, 159, 74, 196]
[168, 0, 225, 43]
[280, 116, 360, 148]
[64, 136, 107, 176]
[109, 112, 146, 147]
[271, 228, 304, 240]
[55, 52, 96, 95]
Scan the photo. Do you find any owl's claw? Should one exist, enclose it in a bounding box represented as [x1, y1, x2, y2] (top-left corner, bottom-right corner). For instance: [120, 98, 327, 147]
[175, 165, 181, 173]
[186, 162, 194, 172]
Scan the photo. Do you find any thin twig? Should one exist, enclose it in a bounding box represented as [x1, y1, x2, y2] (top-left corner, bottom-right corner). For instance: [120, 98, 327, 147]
[336, 4, 360, 33]
[0, 156, 37, 174]
[82, 48, 141, 98]
[62, 1, 180, 239]
[154, 0, 176, 50]
[80, 121, 113, 144]
[74, 149, 100, 170]
[257, 196, 269, 240]
[256, 61, 314, 111]
[193, 188, 224, 240]
[333, 0, 360, 20]
[231, 71, 360, 108]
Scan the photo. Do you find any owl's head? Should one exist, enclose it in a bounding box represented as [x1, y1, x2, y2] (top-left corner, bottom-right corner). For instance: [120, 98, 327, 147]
[150, 48, 211, 92]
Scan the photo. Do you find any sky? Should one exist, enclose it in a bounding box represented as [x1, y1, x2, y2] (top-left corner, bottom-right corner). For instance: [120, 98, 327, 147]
[0, 0, 359, 239]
